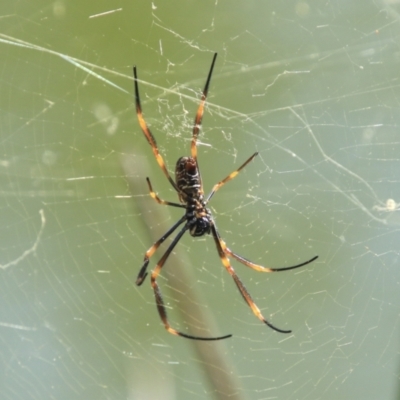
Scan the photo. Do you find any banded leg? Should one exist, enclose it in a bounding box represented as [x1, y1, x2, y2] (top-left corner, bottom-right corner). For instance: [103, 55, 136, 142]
[150, 223, 232, 341]
[210, 223, 292, 334]
[205, 152, 259, 203]
[133, 66, 179, 192]
[191, 52, 218, 195]
[136, 215, 186, 286]
[146, 177, 185, 209]
[215, 230, 318, 272]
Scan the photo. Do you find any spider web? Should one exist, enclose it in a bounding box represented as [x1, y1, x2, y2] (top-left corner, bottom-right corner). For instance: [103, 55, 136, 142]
[1, 1, 400, 399]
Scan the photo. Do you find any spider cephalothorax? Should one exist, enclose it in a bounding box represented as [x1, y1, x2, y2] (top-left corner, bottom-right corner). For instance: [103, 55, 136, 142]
[133, 53, 318, 341]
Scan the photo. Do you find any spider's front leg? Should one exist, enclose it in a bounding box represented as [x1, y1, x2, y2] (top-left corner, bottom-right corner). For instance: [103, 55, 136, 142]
[149, 223, 232, 341]
[136, 215, 186, 286]
[136, 178, 186, 286]
[210, 223, 292, 334]
[220, 238, 318, 273]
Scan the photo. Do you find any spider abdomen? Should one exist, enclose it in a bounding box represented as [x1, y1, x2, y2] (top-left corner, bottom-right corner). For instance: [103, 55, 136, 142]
[175, 156, 201, 197]
[175, 156, 211, 236]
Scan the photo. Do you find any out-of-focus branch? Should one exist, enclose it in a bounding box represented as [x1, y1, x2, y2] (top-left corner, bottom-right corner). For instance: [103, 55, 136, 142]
[122, 152, 245, 400]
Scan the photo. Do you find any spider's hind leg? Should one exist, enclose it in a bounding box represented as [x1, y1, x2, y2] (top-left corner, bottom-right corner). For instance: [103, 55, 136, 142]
[133, 66, 179, 192]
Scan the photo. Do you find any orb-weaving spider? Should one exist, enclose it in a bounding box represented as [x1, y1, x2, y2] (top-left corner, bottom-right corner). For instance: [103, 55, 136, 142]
[133, 53, 318, 341]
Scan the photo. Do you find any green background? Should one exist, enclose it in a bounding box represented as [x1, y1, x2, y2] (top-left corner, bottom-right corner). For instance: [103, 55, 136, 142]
[1, 1, 399, 399]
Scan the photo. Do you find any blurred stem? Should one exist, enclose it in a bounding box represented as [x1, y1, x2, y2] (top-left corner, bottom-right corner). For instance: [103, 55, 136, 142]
[123, 152, 245, 400]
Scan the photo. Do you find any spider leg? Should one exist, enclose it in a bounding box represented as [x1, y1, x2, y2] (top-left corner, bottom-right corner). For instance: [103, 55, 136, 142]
[150, 223, 232, 341]
[136, 215, 186, 286]
[133, 66, 179, 192]
[217, 235, 318, 272]
[146, 177, 185, 209]
[210, 223, 292, 334]
[205, 152, 258, 203]
[191, 52, 218, 195]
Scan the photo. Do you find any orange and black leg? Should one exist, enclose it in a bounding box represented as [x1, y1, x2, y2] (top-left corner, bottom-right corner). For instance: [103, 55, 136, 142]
[191, 52, 218, 195]
[205, 152, 258, 203]
[149, 223, 232, 340]
[136, 215, 186, 286]
[210, 223, 293, 334]
[133, 66, 179, 192]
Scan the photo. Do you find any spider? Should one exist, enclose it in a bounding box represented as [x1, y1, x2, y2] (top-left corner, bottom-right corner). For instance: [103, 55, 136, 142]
[133, 53, 318, 341]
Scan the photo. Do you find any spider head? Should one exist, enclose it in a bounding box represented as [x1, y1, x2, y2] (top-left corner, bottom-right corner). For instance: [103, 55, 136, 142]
[189, 215, 211, 237]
